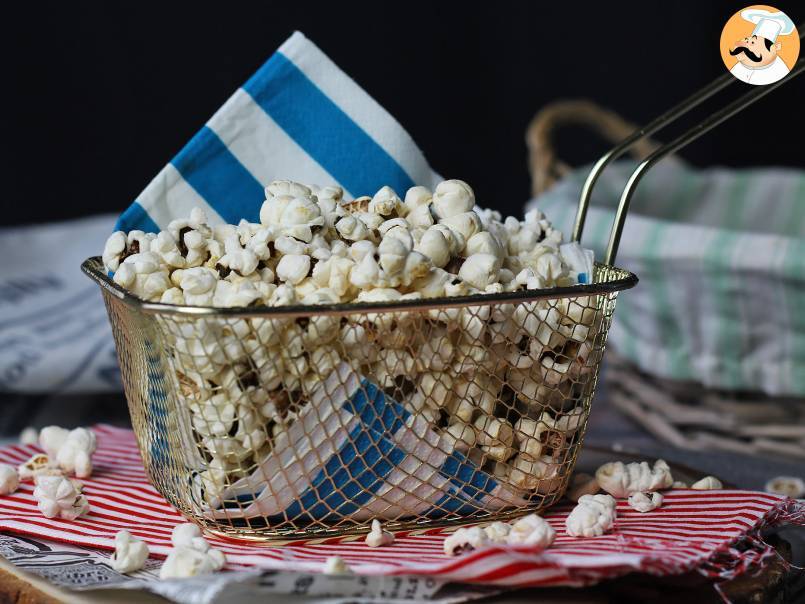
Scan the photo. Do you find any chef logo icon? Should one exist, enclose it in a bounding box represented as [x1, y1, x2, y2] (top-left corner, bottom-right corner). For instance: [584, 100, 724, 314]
[720, 6, 799, 85]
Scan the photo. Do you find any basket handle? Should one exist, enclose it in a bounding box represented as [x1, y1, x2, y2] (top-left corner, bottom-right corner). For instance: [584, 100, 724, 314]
[525, 100, 657, 198]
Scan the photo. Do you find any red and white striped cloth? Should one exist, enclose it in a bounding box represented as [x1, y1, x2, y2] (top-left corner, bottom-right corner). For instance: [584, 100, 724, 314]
[0, 425, 801, 587]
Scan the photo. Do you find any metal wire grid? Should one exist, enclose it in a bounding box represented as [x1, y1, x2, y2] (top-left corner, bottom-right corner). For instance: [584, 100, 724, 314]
[88, 258, 632, 540]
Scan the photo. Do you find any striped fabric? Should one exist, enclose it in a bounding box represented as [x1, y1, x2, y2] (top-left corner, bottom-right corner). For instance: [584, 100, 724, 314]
[530, 158, 805, 397]
[207, 364, 526, 521]
[0, 425, 800, 587]
[117, 31, 440, 234]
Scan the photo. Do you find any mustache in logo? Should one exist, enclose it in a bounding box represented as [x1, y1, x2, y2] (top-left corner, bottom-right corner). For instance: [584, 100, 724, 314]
[730, 46, 763, 62]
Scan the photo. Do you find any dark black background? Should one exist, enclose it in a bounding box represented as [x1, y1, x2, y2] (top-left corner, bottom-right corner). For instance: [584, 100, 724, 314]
[2, 1, 803, 225]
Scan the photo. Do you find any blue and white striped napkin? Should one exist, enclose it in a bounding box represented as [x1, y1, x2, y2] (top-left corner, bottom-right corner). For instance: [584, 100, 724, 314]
[118, 31, 441, 233]
[204, 364, 528, 521]
[122, 32, 513, 522]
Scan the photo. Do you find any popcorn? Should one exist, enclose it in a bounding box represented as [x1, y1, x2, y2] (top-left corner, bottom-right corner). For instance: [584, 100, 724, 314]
[323, 556, 352, 575]
[19, 427, 38, 446]
[212, 279, 261, 308]
[365, 519, 394, 547]
[628, 491, 663, 513]
[432, 179, 475, 219]
[507, 514, 555, 549]
[39, 426, 70, 457]
[111, 529, 150, 574]
[217, 235, 259, 277]
[483, 521, 511, 543]
[565, 494, 616, 537]
[369, 186, 406, 217]
[102, 231, 128, 271]
[336, 215, 372, 241]
[475, 416, 514, 462]
[765, 476, 805, 498]
[33, 475, 89, 520]
[276, 254, 311, 285]
[458, 254, 499, 290]
[56, 428, 97, 479]
[18, 454, 60, 480]
[407, 203, 434, 228]
[175, 267, 218, 306]
[508, 454, 558, 490]
[596, 460, 673, 499]
[159, 546, 226, 580]
[113, 252, 171, 301]
[438, 211, 482, 243]
[0, 464, 19, 495]
[691, 476, 723, 490]
[465, 231, 504, 260]
[443, 526, 489, 556]
[104, 178, 598, 499]
[172, 523, 212, 552]
[415, 228, 451, 268]
[404, 185, 433, 211]
[444, 421, 476, 453]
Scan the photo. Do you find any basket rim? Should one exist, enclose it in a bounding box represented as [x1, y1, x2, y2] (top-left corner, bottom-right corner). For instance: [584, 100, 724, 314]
[82, 256, 637, 318]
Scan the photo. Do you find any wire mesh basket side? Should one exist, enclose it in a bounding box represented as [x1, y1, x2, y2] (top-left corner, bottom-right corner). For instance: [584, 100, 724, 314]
[100, 265, 626, 540]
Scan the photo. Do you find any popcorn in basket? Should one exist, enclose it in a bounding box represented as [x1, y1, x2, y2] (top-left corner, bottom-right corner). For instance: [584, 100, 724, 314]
[83, 32, 636, 540]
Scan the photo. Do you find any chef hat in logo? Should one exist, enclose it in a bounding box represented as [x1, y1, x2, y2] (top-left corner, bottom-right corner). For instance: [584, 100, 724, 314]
[741, 8, 795, 42]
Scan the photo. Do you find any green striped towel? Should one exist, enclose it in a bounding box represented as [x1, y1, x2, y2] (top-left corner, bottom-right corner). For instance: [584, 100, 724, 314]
[529, 158, 805, 397]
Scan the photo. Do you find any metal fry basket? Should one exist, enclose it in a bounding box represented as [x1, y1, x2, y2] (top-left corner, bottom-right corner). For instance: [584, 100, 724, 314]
[83, 258, 635, 540]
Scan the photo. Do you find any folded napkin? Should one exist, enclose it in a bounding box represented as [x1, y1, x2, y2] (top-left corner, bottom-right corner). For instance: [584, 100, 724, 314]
[118, 31, 440, 233]
[1, 31, 441, 394]
[530, 159, 805, 397]
[0, 425, 801, 587]
[203, 364, 527, 522]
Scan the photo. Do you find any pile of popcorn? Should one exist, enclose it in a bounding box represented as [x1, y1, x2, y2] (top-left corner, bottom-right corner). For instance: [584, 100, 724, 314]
[102, 179, 600, 503]
[103, 179, 593, 307]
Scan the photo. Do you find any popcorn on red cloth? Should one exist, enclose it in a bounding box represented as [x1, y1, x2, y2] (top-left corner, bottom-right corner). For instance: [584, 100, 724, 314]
[0, 425, 801, 587]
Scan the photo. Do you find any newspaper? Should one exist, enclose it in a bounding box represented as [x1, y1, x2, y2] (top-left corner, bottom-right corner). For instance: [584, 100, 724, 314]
[0, 532, 500, 604]
[0, 215, 121, 394]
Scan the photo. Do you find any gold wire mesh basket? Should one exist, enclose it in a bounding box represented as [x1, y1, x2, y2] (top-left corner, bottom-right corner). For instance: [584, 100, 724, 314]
[82, 256, 636, 541]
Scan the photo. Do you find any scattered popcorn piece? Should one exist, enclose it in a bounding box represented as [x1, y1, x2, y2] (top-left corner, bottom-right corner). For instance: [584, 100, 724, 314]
[110, 529, 150, 574]
[567, 473, 600, 502]
[19, 427, 38, 446]
[764, 476, 805, 498]
[18, 454, 60, 480]
[365, 519, 394, 547]
[39, 426, 70, 458]
[33, 475, 90, 520]
[0, 464, 19, 495]
[159, 547, 226, 580]
[565, 494, 616, 537]
[483, 521, 511, 543]
[323, 556, 352, 575]
[595, 459, 673, 499]
[672, 481, 689, 489]
[690, 476, 723, 490]
[56, 428, 97, 479]
[627, 491, 663, 513]
[159, 523, 226, 579]
[506, 514, 555, 549]
[443, 526, 489, 556]
[172, 523, 212, 552]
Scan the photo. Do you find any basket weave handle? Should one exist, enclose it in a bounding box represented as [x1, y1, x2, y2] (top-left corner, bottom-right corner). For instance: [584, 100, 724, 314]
[525, 100, 657, 197]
